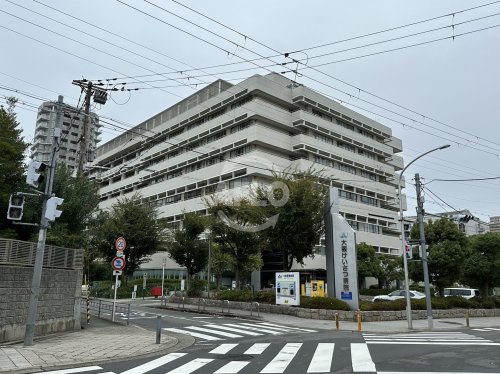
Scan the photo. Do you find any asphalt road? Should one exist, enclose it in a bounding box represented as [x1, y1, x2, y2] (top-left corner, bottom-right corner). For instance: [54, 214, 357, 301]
[46, 309, 500, 374]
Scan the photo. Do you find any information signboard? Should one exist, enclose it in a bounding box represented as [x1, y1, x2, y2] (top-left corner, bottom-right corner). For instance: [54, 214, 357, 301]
[275, 272, 300, 306]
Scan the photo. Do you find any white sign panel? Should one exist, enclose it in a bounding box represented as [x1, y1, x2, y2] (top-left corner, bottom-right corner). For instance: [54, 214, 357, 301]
[332, 214, 359, 310]
[275, 272, 300, 306]
[113, 270, 122, 276]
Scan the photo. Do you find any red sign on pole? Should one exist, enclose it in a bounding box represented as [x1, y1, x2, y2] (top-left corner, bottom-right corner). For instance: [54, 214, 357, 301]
[115, 237, 126, 251]
[112, 257, 126, 271]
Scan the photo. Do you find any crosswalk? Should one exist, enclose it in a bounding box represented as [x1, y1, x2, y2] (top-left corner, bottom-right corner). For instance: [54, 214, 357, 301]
[363, 331, 500, 345]
[163, 322, 316, 341]
[35, 342, 374, 373]
[34, 340, 500, 374]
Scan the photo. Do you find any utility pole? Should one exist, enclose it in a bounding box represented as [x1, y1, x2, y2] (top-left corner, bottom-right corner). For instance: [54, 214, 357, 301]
[415, 173, 433, 329]
[24, 96, 62, 346]
[78, 82, 93, 173]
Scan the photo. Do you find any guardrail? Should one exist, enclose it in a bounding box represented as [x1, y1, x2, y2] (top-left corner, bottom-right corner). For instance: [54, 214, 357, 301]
[81, 299, 131, 325]
[250, 301, 260, 317]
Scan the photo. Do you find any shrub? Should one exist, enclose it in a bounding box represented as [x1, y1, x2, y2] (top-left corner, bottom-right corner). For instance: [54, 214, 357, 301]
[300, 296, 350, 311]
[188, 279, 206, 297]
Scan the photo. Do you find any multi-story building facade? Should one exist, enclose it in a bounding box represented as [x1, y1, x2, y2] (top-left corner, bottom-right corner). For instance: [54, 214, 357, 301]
[31, 99, 101, 170]
[91, 73, 405, 287]
[490, 216, 500, 233]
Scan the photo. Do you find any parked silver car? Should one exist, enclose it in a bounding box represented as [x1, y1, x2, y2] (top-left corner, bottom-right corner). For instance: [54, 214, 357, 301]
[373, 289, 426, 302]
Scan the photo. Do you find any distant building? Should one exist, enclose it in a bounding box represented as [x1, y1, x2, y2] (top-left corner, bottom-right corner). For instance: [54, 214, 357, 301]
[31, 99, 102, 171]
[405, 209, 489, 237]
[489, 216, 500, 233]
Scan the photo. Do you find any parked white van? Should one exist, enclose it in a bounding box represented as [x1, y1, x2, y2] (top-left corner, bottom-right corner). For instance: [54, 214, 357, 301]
[443, 288, 480, 299]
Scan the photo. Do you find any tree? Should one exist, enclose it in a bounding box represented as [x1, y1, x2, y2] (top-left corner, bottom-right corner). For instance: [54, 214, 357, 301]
[410, 218, 469, 295]
[461, 233, 500, 296]
[167, 213, 209, 292]
[207, 197, 262, 290]
[378, 254, 404, 289]
[356, 242, 381, 289]
[90, 193, 166, 279]
[256, 169, 328, 271]
[0, 97, 29, 239]
[46, 164, 100, 248]
[209, 243, 234, 291]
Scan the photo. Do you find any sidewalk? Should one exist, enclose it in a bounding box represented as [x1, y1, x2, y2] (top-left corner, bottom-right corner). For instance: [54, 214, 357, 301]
[138, 297, 500, 332]
[0, 316, 193, 374]
[2, 298, 499, 374]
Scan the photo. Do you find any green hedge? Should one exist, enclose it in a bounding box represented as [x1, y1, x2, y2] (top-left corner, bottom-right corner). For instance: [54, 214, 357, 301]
[300, 296, 350, 311]
[216, 290, 275, 303]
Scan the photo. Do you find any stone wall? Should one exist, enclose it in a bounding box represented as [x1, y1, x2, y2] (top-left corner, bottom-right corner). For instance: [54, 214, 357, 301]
[0, 266, 82, 343]
[169, 295, 500, 322]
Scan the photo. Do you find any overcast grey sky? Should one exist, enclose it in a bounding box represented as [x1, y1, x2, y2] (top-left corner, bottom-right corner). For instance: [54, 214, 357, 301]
[1, 0, 499, 222]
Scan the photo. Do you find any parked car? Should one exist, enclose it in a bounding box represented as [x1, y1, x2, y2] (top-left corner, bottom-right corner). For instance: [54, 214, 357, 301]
[443, 288, 480, 299]
[373, 289, 426, 302]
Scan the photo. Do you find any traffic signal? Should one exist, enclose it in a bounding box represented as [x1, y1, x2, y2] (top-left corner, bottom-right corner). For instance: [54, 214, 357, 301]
[26, 161, 47, 188]
[45, 197, 64, 222]
[459, 214, 474, 223]
[7, 194, 25, 221]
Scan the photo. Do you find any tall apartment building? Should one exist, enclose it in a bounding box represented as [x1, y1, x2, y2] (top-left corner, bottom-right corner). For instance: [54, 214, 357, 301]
[91, 73, 405, 286]
[490, 216, 500, 233]
[31, 98, 101, 170]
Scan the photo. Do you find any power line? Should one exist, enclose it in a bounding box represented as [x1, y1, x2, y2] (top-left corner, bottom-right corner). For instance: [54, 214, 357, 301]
[427, 176, 500, 183]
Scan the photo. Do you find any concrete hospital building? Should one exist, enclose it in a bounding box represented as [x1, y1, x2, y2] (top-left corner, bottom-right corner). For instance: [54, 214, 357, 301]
[91, 73, 405, 287]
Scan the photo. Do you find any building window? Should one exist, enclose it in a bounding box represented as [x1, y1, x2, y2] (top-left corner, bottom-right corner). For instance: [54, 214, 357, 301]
[338, 141, 356, 153]
[360, 196, 377, 206]
[312, 109, 333, 122]
[337, 163, 356, 175]
[339, 190, 357, 201]
[313, 133, 333, 145]
[360, 170, 376, 181]
[313, 155, 333, 167]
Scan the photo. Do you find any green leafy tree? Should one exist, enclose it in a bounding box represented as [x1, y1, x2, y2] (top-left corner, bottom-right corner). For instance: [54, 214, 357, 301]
[378, 254, 404, 289]
[0, 98, 29, 239]
[210, 243, 234, 291]
[46, 164, 100, 248]
[90, 193, 166, 279]
[461, 233, 500, 296]
[207, 198, 262, 290]
[356, 243, 382, 289]
[410, 218, 469, 295]
[256, 169, 328, 271]
[167, 213, 209, 292]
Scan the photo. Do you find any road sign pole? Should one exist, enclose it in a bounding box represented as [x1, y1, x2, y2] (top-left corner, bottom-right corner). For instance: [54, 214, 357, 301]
[112, 274, 118, 322]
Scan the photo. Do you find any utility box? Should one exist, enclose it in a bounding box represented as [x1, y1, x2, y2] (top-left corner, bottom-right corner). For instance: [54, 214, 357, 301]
[151, 286, 162, 298]
[311, 280, 325, 297]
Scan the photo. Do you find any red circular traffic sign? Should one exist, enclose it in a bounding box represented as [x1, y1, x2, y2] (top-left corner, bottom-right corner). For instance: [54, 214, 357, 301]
[115, 237, 127, 251]
[112, 257, 126, 271]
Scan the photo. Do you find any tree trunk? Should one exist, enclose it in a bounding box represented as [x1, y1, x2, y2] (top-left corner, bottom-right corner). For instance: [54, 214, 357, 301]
[216, 275, 221, 291]
[235, 267, 240, 290]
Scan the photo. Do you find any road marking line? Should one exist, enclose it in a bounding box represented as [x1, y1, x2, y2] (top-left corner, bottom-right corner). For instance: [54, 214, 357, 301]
[209, 343, 238, 354]
[34, 367, 103, 374]
[378, 372, 500, 374]
[214, 361, 250, 373]
[307, 343, 334, 373]
[473, 329, 490, 331]
[223, 323, 282, 335]
[184, 325, 242, 338]
[204, 324, 263, 336]
[258, 322, 317, 332]
[165, 358, 213, 373]
[351, 343, 376, 372]
[121, 353, 187, 374]
[260, 343, 302, 373]
[163, 328, 222, 341]
[367, 341, 500, 345]
[365, 339, 490, 342]
[244, 343, 270, 355]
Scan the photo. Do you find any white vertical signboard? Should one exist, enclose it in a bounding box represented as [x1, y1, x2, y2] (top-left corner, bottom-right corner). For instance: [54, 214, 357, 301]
[332, 215, 359, 310]
[275, 272, 300, 306]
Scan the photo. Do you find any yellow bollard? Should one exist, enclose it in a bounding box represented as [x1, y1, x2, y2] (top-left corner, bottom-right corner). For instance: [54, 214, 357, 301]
[357, 309, 362, 331]
[335, 313, 339, 331]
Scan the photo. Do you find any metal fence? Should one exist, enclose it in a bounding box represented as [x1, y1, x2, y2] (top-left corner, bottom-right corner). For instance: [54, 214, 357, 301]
[81, 298, 131, 325]
[0, 238, 83, 270]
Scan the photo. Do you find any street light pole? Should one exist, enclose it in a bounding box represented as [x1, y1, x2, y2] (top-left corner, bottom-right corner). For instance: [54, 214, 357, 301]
[207, 234, 211, 299]
[161, 257, 166, 304]
[398, 144, 450, 330]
